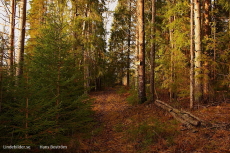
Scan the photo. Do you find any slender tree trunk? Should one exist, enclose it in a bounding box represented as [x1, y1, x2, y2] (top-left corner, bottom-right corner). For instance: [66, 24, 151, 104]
[169, 15, 174, 102]
[213, 15, 216, 82]
[211, 22, 216, 101]
[56, 58, 60, 120]
[121, 40, 124, 85]
[194, 0, 203, 103]
[25, 96, 28, 138]
[72, 4, 78, 66]
[137, 0, 147, 103]
[8, 0, 16, 74]
[0, 41, 3, 112]
[135, 0, 139, 90]
[203, 0, 211, 103]
[16, 0, 27, 77]
[127, 0, 131, 87]
[168, 0, 176, 102]
[150, 0, 156, 102]
[83, 4, 90, 94]
[25, 74, 28, 139]
[212, 0, 217, 83]
[190, 0, 195, 109]
[135, 22, 139, 90]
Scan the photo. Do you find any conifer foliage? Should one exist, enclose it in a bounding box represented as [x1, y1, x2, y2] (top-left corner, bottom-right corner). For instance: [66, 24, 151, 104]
[0, 3, 95, 148]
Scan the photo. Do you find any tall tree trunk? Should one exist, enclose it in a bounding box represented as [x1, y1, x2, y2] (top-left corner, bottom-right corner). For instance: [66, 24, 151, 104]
[135, 0, 139, 90]
[0, 39, 4, 112]
[150, 0, 156, 102]
[203, 0, 211, 103]
[72, 4, 78, 66]
[137, 0, 147, 103]
[121, 40, 124, 85]
[83, 4, 89, 94]
[25, 73, 29, 139]
[8, 0, 16, 74]
[56, 55, 60, 120]
[169, 15, 175, 102]
[16, 0, 27, 77]
[127, 0, 131, 87]
[190, 0, 195, 109]
[135, 21, 139, 90]
[194, 0, 203, 103]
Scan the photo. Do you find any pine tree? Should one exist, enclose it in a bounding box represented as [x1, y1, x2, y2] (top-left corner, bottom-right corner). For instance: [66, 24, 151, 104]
[16, 0, 27, 77]
[7, 0, 16, 74]
[150, 0, 156, 102]
[194, 0, 202, 103]
[203, 0, 211, 103]
[137, 0, 147, 103]
[190, 0, 195, 109]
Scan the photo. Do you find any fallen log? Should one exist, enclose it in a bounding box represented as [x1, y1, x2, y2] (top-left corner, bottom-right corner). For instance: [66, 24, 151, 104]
[155, 100, 206, 127]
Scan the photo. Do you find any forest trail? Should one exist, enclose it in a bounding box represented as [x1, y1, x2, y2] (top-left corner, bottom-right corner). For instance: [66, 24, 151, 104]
[85, 87, 134, 152]
[78, 87, 230, 153]
[79, 87, 176, 152]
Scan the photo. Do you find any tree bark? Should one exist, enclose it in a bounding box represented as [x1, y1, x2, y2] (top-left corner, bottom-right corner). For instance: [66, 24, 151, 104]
[194, 0, 202, 103]
[8, 0, 16, 74]
[190, 0, 195, 109]
[150, 0, 156, 102]
[137, 0, 147, 103]
[203, 0, 211, 103]
[0, 38, 4, 112]
[16, 0, 27, 77]
[127, 0, 131, 87]
[169, 15, 175, 102]
[135, 22, 139, 90]
[83, 4, 90, 94]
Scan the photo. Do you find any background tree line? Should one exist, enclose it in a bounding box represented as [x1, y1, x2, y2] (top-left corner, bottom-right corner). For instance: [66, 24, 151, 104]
[109, 0, 229, 106]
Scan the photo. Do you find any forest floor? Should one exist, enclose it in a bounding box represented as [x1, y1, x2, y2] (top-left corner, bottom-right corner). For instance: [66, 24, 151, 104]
[77, 86, 230, 153]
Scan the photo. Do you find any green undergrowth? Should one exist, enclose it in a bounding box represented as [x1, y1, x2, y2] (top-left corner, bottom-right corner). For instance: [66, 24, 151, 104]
[116, 86, 128, 94]
[126, 118, 180, 152]
[116, 86, 139, 105]
[120, 85, 139, 105]
[126, 88, 139, 105]
[116, 86, 140, 105]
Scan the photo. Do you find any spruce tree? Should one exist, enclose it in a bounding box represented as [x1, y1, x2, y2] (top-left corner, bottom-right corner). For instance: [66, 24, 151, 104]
[1, 10, 94, 147]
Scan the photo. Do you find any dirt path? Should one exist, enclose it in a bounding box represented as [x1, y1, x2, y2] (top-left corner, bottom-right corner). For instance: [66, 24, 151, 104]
[86, 88, 133, 152]
[78, 88, 230, 153]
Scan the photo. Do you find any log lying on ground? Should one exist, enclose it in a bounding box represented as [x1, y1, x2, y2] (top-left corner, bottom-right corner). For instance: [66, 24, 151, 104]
[155, 100, 206, 127]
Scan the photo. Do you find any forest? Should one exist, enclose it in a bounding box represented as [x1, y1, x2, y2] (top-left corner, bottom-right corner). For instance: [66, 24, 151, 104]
[0, 0, 229, 152]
